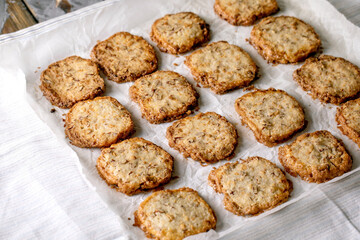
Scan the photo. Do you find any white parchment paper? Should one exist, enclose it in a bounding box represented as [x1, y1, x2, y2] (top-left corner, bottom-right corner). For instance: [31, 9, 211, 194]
[1, 0, 359, 239]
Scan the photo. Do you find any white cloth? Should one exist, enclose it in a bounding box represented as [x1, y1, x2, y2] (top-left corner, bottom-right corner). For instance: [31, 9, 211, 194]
[0, 0, 359, 239]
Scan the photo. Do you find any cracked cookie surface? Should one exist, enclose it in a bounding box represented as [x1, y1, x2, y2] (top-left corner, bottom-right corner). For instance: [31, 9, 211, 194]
[278, 130, 352, 183]
[134, 187, 216, 240]
[65, 96, 134, 148]
[293, 55, 360, 104]
[249, 16, 321, 64]
[234, 88, 306, 147]
[150, 12, 210, 54]
[214, 0, 279, 26]
[91, 32, 157, 83]
[166, 112, 238, 164]
[129, 71, 198, 124]
[97, 137, 173, 195]
[336, 98, 360, 147]
[185, 41, 258, 94]
[208, 156, 292, 216]
[40, 55, 105, 108]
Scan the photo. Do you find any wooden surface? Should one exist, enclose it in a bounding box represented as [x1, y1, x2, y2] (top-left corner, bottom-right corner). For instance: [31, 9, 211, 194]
[1, 0, 38, 34]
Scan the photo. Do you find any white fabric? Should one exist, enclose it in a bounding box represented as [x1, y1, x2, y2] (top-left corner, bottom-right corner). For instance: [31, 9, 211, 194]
[0, 0, 359, 239]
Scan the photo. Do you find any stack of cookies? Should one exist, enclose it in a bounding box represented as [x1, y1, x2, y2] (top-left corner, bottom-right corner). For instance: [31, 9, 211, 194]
[39, 0, 359, 238]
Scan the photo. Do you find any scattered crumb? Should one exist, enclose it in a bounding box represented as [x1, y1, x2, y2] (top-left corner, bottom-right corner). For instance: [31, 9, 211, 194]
[128, 218, 131, 221]
[243, 85, 255, 92]
[37, 67, 41, 69]
[194, 106, 200, 111]
[34, 70, 38, 73]
[173, 63, 179, 66]
[196, 83, 201, 88]
[50, 108, 56, 113]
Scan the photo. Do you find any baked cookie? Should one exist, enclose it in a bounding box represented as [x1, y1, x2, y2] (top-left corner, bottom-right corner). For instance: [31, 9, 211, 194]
[129, 71, 198, 124]
[91, 32, 157, 83]
[249, 16, 321, 64]
[336, 98, 360, 147]
[234, 88, 305, 147]
[150, 12, 210, 54]
[40, 56, 105, 108]
[96, 138, 173, 195]
[214, 0, 279, 26]
[293, 55, 360, 104]
[166, 112, 237, 164]
[134, 187, 216, 240]
[185, 41, 258, 94]
[65, 96, 134, 148]
[208, 156, 292, 216]
[278, 130, 352, 183]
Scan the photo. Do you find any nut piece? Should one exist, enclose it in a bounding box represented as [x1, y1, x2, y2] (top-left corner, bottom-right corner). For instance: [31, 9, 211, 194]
[134, 187, 216, 240]
[235, 88, 306, 147]
[97, 137, 173, 195]
[91, 32, 157, 83]
[214, 0, 279, 26]
[293, 55, 360, 104]
[166, 112, 238, 164]
[185, 41, 258, 94]
[65, 96, 134, 148]
[249, 16, 321, 64]
[150, 12, 210, 54]
[40, 56, 105, 108]
[129, 71, 198, 124]
[278, 130, 352, 183]
[209, 156, 292, 216]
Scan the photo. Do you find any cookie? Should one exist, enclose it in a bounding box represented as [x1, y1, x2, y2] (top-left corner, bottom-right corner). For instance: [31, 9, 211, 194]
[65, 96, 134, 148]
[234, 88, 306, 147]
[166, 112, 237, 164]
[214, 0, 279, 26]
[134, 187, 216, 240]
[336, 98, 360, 147]
[96, 138, 173, 195]
[185, 41, 258, 94]
[293, 55, 360, 104]
[208, 156, 292, 216]
[129, 71, 198, 124]
[91, 32, 157, 83]
[40, 56, 105, 108]
[249, 16, 321, 64]
[150, 12, 210, 55]
[278, 130, 352, 183]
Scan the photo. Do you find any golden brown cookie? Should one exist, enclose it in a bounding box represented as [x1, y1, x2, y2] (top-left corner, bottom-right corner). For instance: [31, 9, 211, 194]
[185, 41, 258, 94]
[336, 98, 360, 147]
[96, 138, 173, 195]
[209, 156, 292, 216]
[234, 88, 306, 147]
[129, 71, 198, 124]
[150, 12, 210, 54]
[214, 0, 279, 26]
[65, 96, 134, 148]
[278, 130, 352, 183]
[91, 32, 157, 83]
[166, 112, 238, 164]
[249, 16, 321, 64]
[134, 187, 216, 240]
[40, 56, 105, 108]
[293, 55, 360, 104]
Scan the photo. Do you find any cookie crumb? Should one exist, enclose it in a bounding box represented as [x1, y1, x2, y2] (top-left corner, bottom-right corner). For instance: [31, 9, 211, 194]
[50, 108, 56, 113]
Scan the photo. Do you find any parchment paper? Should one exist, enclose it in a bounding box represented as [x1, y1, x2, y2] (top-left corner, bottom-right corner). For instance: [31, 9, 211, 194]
[1, 0, 359, 239]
